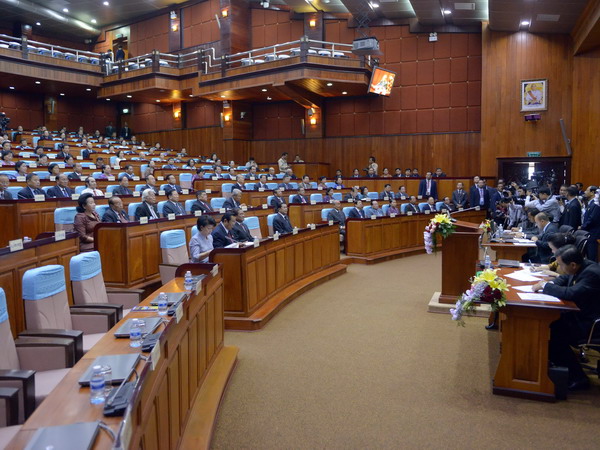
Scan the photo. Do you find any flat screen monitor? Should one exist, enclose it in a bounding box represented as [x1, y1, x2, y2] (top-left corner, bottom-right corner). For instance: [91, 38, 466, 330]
[368, 67, 396, 96]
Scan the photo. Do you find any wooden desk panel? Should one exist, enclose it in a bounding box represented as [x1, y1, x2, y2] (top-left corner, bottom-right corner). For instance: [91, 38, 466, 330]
[0, 234, 79, 336]
[484, 242, 535, 262]
[8, 268, 236, 449]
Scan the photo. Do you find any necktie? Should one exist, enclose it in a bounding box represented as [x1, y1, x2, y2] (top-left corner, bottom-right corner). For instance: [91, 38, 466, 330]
[479, 189, 484, 205]
[62, 188, 67, 197]
[149, 205, 157, 219]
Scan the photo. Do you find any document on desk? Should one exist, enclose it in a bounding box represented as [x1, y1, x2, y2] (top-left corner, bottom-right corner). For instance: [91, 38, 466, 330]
[505, 270, 542, 282]
[513, 284, 534, 292]
[518, 293, 561, 302]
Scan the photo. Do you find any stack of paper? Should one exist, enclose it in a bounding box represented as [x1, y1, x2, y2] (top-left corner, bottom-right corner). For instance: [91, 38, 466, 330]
[517, 293, 561, 303]
[505, 270, 542, 282]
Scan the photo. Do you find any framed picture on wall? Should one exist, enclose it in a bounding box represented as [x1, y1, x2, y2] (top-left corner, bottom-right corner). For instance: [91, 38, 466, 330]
[521, 79, 548, 112]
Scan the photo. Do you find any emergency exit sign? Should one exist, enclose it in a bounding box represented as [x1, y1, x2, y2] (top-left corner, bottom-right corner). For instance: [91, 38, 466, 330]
[527, 152, 542, 157]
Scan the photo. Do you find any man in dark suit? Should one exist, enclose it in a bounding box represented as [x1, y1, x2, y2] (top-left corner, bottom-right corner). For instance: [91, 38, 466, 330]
[141, 174, 159, 194]
[559, 186, 582, 230]
[231, 175, 245, 192]
[18, 173, 46, 199]
[327, 200, 346, 227]
[581, 185, 600, 261]
[120, 122, 133, 140]
[122, 165, 136, 180]
[212, 212, 237, 248]
[0, 174, 12, 199]
[163, 189, 186, 216]
[245, 166, 259, 180]
[380, 184, 394, 201]
[223, 189, 244, 211]
[273, 204, 294, 234]
[489, 182, 506, 211]
[270, 188, 285, 209]
[404, 196, 420, 214]
[190, 190, 213, 214]
[164, 174, 182, 194]
[418, 172, 438, 200]
[452, 182, 468, 209]
[346, 199, 366, 219]
[102, 196, 129, 223]
[46, 174, 74, 198]
[439, 197, 456, 213]
[470, 179, 490, 210]
[82, 142, 96, 159]
[68, 163, 84, 181]
[533, 245, 600, 390]
[292, 187, 308, 204]
[135, 189, 160, 220]
[278, 175, 294, 191]
[231, 208, 253, 242]
[105, 122, 115, 138]
[530, 212, 558, 263]
[434, 168, 447, 178]
[255, 174, 269, 191]
[113, 176, 133, 196]
[422, 197, 437, 213]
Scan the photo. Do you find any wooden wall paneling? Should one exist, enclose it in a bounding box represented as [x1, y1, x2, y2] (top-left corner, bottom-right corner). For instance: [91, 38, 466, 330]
[571, 48, 600, 186]
[480, 25, 573, 177]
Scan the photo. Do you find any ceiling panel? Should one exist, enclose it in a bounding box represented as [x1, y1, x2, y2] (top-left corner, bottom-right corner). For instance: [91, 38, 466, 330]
[488, 0, 588, 33]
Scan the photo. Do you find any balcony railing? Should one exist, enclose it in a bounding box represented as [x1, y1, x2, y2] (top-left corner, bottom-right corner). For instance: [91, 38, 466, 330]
[0, 34, 102, 65]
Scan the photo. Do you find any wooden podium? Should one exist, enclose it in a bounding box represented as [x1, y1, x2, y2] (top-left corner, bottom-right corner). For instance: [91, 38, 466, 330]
[439, 220, 483, 304]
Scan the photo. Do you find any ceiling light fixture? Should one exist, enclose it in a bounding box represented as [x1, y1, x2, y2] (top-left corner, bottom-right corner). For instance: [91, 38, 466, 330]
[86, 88, 91, 91]
[9, 86, 15, 90]
[91, 19, 97, 24]
[326, 82, 332, 86]
[59, 93, 65, 96]
[126, 95, 132, 98]
[309, 19, 316, 27]
[261, 88, 267, 92]
[443, 9, 451, 15]
[35, 81, 41, 84]
[63, 8, 69, 13]
[103, 1, 109, 5]
[342, 91, 347, 95]
[267, 96, 272, 100]
[521, 20, 530, 26]
[35, 22, 41, 26]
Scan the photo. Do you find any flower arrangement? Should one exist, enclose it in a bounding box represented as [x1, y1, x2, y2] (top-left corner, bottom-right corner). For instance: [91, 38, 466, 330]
[450, 269, 510, 326]
[424, 214, 456, 254]
[479, 219, 492, 232]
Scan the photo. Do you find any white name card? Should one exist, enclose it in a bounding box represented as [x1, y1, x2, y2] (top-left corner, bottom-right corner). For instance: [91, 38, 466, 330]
[310, 200, 316, 205]
[195, 278, 202, 294]
[34, 194, 45, 202]
[383, 196, 389, 201]
[194, 210, 202, 217]
[158, 190, 165, 196]
[29, 163, 37, 168]
[157, 176, 164, 181]
[249, 177, 256, 181]
[105, 192, 113, 198]
[328, 220, 334, 226]
[219, 208, 226, 213]
[150, 343, 161, 371]
[258, 188, 265, 192]
[16, 176, 25, 182]
[458, 207, 464, 211]
[267, 176, 273, 181]
[407, 211, 413, 216]
[273, 232, 279, 241]
[133, 176, 140, 181]
[132, 191, 140, 197]
[140, 217, 148, 224]
[347, 198, 354, 203]
[241, 205, 248, 211]
[107, 176, 115, 181]
[182, 189, 189, 195]
[417, 195, 423, 200]
[113, 165, 120, 170]
[425, 210, 431, 214]
[205, 189, 211, 194]
[175, 303, 183, 323]
[262, 204, 268, 209]
[58, 164, 65, 169]
[390, 213, 397, 218]
[317, 186, 323, 191]
[76, 156, 83, 160]
[9, 239, 23, 252]
[211, 176, 218, 180]
[310, 223, 316, 230]
[475, 206, 481, 211]
[211, 265, 218, 277]
[253, 239, 259, 248]
[167, 213, 176, 221]
[55, 230, 66, 241]
[50, 176, 56, 182]
[90, 165, 97, 170]
[292, 227, 298, 235]
[71, 194, 80, 200]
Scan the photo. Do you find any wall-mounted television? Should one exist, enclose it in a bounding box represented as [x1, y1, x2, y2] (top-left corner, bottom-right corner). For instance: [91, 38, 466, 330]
[368, 67, 396, 97]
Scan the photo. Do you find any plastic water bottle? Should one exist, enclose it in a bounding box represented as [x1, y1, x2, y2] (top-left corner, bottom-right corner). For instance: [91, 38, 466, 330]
[184, 271, 194, 293]
[89, 365, 106, 404]
[498, 224, 504, 236]
[129, 319, 142, 348]
[157, 292, 168, 316]
[484, 254, 492, 270]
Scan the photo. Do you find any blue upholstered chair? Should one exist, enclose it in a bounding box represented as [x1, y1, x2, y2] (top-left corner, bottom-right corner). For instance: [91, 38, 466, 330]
[321, 208, 334, 221]
[310, 193, 323, 203]
[54, 207, 78, 232]
[244, 216, 261, 239]
[159, 229, 189, 284]
[210, 197, 226, 210]
[267, 214, 277, 235]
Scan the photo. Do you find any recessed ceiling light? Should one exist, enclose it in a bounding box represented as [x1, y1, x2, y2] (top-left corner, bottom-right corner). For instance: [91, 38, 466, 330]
[521, 20, 530, 26]
[261, 88, 267, 92]
[62, 8, 69, 13]
[126, 95, 132, 98]
[91, 19, 97, 24]
[189, 94, 193, 97]
[59, 93, 65, 96]
[220, 95, 226, 98]
[86, 88, 91, 91]
[267, 96, 272, 100]
[370, 2, 379, 8]
[106, 98, 111, 101]
[35, 81, 41, 84]
[156, 100, 160, 102]
[103, 1, 109, 5]
[326, 82, 333, 86]
[443, 9, 452, 15]
[9, 86, 15, 90]
[342, 91, 347, 95]
[35, 22, 41, 26]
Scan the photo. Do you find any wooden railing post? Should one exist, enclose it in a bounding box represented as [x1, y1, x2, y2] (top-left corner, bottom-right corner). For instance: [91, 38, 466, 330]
[21, 35, 28, 59]
[152, 50, 160, 72]
[300, 35, 309, 62]
[221, 54, 228, 77]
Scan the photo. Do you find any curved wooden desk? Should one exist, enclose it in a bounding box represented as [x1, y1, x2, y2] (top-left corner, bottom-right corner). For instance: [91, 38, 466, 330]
[7, 266, 237, 449]
[211, 224, 346, 330]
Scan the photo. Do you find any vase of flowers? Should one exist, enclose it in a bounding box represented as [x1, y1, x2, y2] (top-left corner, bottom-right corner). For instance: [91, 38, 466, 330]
[424, 213, 456, 254]
[479, 219, 493, 243]
[450, 269, 510, 326]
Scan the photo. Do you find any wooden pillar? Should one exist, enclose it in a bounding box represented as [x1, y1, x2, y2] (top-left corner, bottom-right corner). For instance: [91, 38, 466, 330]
[220, 0, 251, 55]
[169, 9, 182, 52]
[222, 101, 252, 163]
[303, 11, 324, 44]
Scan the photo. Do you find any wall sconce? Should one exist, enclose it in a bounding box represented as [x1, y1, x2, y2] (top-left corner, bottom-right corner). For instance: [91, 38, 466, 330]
[310, 117, 317, 125]
[224, 113, 231, 122]
[173, 109, 181, 119]
[171, 24, 179, 32]
[309, 19, 316, 28]
[221, 8, 229, 17]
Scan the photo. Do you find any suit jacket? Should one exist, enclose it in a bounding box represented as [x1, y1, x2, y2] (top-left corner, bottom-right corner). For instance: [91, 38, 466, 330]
[105, 125, 115, 137]
[140, 184, 159, 194]
[452, 189, 468, 208]
[112, 186, 132, 196]
[135, 202, 160, 221]
[222, 198, 241, 211]
[278, 182, 293, 191]
[292, 194, 308, 204]
[470, 186, 490, 210]
[231, 183, 245, 192]
[270, 196, 285, 209]
[68, 172, 83, 181]
[582, 202, 600, 234]
[46, 186, 74, 198]
[405, 203, 419, 213]
[489, 190, 504, 209]
[0, 189, 13, 200]
[543, 260, 600, 323]
[212, 223, 236, 248]
[379, 191, 394, 200]
[273, 213, 293, 234]
[346, 207, 365, 219]
[163, 201, 185, 216]
[120, 127, 133, 139]
[190, 200, 212, 214]
[82, 149, 95, 159]
[418, 179, 438, 199]
[164, 184, 182, 194]
[422, 204, 436, 213]
[327, 209, 346, 225]
[534, 222, 559, 263]
[232, 221, 252, 242]
[17, 187, 46, 199]
[102, 208, 129, 223]
[559, 198, 582, 229]
[439, 203, 456, 213]
[255, 182, 269, 191]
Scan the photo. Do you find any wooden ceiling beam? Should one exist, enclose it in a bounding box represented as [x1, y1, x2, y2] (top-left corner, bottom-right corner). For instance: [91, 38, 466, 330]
[271, 82, 322, 109]
[572, 0, 600, 55]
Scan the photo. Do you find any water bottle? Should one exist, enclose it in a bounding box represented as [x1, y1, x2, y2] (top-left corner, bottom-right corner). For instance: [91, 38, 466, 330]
[89, 365, 106, 404]
[129, 319, 142, 348]
[184, 271, 194, 293]
[498, 224, 504, 236]
[484, 254, 492, 270]
[157, 292, 168, 316]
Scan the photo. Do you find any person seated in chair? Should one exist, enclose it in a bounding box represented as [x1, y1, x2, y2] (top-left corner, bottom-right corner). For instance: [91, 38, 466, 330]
[528, 212, 558, 264]
[380, 184, 394, 201]
[17, 173, 46, 199]
[421, 196, 437, 213]
[273, 204, 294, 234]
[255, 174, 269, 191]
[231, 207, 253, 242]
[190, 215, 216, 262]
[164, 174, 182, 194]
[211, 212, 237, 248]
[270, 188, 285, 209]
[231, 174, 245, 192]
[190, 190, 213, 214]
[278, 175, 294, 191]
[300, 174, 312, 190]
[370, 200, 385, 217]
[135, 189, 160, 220]
[102, 196, 129, 223]
[47, 174, 74, 198]
[113, 175, 133, 196]
[439, 196, 456, 213]
[163, 189, 186, 216]
[387, 199, 400, 216]
[223, 189, 244, 211]
[404, 196, 420, 214]
[292, 186, 309, 204]
[346, 199, 366, 219]
[327, 200, 346, 229]
[533, 245, 600, 391]
[343, 186, 360, 203]
[0, 173, 12, 199]
[141, 174, 159, 194]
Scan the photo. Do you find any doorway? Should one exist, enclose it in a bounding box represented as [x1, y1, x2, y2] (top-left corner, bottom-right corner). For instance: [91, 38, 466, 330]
[497, 157, 571, 191]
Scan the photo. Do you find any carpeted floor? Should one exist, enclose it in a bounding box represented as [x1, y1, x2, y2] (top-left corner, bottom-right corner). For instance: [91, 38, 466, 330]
[211, 254, 600, 449]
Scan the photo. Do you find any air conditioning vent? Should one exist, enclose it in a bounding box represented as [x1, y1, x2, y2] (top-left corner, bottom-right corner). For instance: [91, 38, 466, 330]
[537, 14, 560, 22]
[454, 2, 475, 10]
